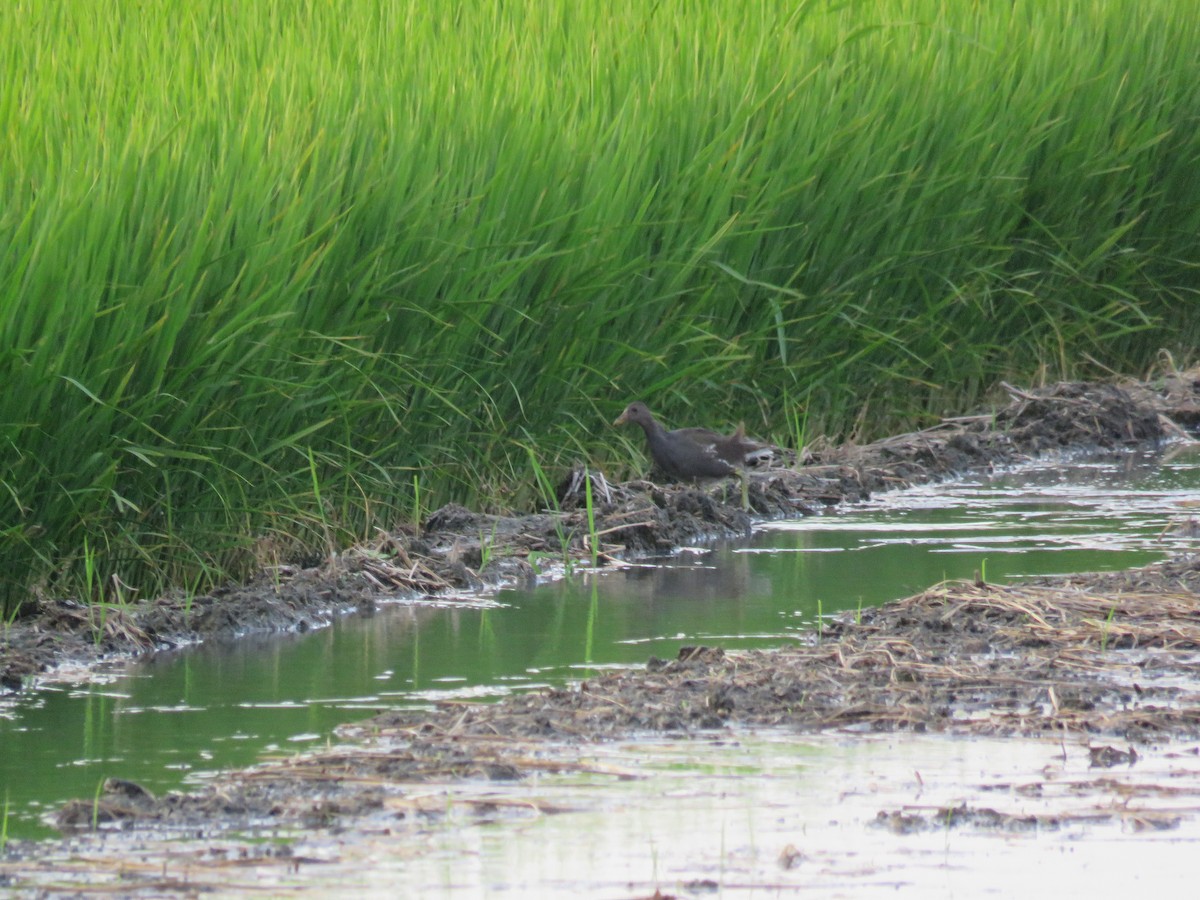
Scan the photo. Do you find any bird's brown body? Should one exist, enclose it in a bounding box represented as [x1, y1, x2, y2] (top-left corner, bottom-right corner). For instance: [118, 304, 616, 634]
[613, 402, 769, 481]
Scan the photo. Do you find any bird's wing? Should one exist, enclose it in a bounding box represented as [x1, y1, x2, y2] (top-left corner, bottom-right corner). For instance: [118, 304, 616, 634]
[674, 427, 724, 451]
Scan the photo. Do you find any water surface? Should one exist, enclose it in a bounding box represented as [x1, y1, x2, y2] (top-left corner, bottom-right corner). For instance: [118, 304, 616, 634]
[2, 448, 1199, 838]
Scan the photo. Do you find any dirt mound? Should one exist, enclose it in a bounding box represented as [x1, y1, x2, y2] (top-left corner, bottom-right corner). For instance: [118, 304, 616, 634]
[996, 380, 1165, 450]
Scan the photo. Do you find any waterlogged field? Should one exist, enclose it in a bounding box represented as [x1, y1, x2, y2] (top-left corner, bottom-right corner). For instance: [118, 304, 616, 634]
[2, 449, 1197, 843]
[2, 1, 1199, 610]
[4, 451, 1200, 895]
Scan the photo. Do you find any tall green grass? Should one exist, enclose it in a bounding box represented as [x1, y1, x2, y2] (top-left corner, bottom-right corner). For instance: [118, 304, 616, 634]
[2, 0, 1199, 610]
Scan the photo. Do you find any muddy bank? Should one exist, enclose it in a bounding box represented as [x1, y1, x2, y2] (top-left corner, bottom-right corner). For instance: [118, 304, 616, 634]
[31, 534, 1200, 843]
[363, 554, 1200, 746]
[4, 371, 1198, 691]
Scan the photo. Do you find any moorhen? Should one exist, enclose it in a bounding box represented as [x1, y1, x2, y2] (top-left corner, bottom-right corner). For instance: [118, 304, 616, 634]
[613, 402, 768, 482]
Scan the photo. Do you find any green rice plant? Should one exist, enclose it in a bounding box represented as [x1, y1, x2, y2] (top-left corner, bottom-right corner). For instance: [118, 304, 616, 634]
[584, 468, 599, 569]
[477, 517, 500, 573]
[307, 447, 334, 562]
[82, 537, 97, 605]
[411, 474, 423, 531]
[90, 608, 107, 647]
[526, 551, 549, 578]
[525, 446, 574, 576]
[91, 779, 104, 832]
[182, 569, 205, 620]
[1, 0, 1198, 606]
[1100, 602, 1119, 653]
[782, 385, 811, 460]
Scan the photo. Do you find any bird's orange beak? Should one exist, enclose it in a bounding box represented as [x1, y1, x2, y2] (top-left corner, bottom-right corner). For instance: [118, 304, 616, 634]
[613, 411, 628, 426]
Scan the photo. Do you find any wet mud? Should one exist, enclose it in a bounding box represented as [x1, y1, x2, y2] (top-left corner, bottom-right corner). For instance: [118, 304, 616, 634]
[5, 369, 1200, 894]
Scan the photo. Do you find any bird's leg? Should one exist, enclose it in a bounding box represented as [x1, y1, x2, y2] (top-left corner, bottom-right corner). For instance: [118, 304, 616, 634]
[739, 469, 749, 511]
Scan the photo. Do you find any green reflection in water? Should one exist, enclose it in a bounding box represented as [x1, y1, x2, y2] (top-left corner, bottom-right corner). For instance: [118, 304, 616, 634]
[1, 450, 1198, 838]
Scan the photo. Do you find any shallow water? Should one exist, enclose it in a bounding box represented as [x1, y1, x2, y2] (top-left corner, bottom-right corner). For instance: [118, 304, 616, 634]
[18, 728, 1200, 898]
[2, 448, 1199, 842]
[272, 729, 1200, 898]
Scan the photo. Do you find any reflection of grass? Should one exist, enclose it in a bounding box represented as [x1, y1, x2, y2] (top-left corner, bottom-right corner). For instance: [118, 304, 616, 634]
[584, 580, 599, 663]
[1, 791, 9, 851]
[411, 625, 421, 691]
[478, 609, 496, 657]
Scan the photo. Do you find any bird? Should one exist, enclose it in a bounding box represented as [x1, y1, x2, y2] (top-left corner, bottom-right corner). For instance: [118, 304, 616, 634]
[613, 402, 771, 482]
